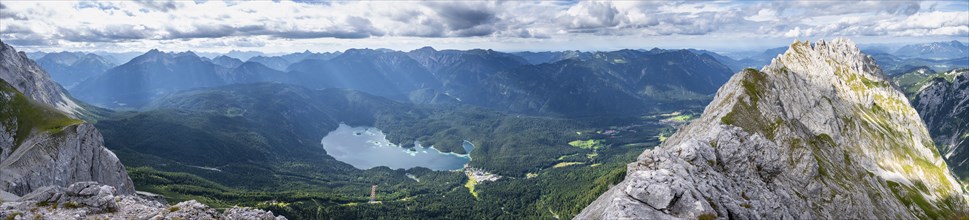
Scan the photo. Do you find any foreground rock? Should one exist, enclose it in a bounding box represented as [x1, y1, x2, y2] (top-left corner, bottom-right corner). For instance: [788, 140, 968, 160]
[578, 38, 967, 219]
[0, 182, 286, 220]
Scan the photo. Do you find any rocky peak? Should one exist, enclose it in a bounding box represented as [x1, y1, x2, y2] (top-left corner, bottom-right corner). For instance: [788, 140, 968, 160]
[413, 46, 437, 53]
[579, 38, 966, 219]
[0, 42, 135, 197]
[75, 53, 114, 66]
[0, 40, 83, 116]
[212, 55, 244, 68]
[176, 51, 200, 58]
[130, 49, 167, 63]
[38, 52, 83, 65]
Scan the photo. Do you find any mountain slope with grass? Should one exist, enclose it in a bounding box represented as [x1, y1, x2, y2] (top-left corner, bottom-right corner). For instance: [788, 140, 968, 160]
[0, 41, 134, 197]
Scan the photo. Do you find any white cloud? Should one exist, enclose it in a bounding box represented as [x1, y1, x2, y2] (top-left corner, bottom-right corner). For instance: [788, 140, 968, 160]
[746, 9, 778, 22]
[0, 0, 965, 52]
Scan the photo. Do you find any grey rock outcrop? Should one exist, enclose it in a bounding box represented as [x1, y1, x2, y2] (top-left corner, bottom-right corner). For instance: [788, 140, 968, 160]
[912, 69, 969, 178]
[0, 182, 287, 220]
[578, 38, 967, 219]
[0, 122, 135, 196]
[0, 41, 135, 196]
[0, 40, 83, 116]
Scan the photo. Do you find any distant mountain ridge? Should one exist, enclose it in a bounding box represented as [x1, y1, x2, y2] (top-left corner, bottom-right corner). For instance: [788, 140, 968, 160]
[895, 40, 969, 59]
[467, 49, 732, 116]
[69, 46, 736, 116]
[512, 50, 592, 65]
[71, 49, 226, 108]
[247, 50, 341, 71]
[34, 52, 116, 89]
[211, 55, 243, 68]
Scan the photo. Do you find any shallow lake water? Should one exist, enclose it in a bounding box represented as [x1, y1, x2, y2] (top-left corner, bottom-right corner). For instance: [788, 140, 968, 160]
[320, 123, 472, 170]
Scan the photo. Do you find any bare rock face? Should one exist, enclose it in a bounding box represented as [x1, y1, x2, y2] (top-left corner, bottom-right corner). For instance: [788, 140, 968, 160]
[0, 123, 135, 196]
[0, 182, 288, 220]
[0, 40, 82, 116]
[0, 41, 134, 196]
[911, 69, 969, 177]
[578, 38, 967, 219]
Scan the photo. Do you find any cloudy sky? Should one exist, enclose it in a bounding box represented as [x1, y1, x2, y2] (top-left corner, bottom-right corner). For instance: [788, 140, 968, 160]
[1, 0, 967, 53]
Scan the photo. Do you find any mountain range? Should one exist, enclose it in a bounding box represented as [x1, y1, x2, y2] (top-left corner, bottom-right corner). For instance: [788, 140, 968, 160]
[67, 46, 735, 116]
[33, 52, 116, 89]
[247, 50, 342, 71]
[895, 40, 969, 59]
[5, 37, 968, 219]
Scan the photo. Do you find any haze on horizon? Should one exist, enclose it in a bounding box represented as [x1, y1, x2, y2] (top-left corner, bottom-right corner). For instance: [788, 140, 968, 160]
[0, 0, 967, 54]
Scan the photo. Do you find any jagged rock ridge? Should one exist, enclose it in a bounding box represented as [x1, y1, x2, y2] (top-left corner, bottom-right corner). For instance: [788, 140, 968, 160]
[578, 38, 966, 219]
[0, 41, 134, 197]
[0, 40, 83, 116]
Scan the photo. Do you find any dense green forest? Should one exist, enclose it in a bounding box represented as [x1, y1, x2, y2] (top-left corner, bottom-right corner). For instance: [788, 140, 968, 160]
[94, 83, 706, 219]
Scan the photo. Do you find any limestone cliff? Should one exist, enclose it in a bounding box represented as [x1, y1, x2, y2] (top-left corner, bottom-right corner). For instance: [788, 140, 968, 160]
[0, 41, 134, 196]
[578, 39, 966, 219]
[0, 40, 82, 116]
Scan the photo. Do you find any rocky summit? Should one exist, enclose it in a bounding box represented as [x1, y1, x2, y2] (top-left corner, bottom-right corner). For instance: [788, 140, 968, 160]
[578, 38, 967, 219]
[0, 40, 83, 116]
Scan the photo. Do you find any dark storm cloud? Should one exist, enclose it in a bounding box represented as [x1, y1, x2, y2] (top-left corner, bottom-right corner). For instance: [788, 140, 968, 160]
[433, 3, 497, 30]
[413, 3, 499, 37]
